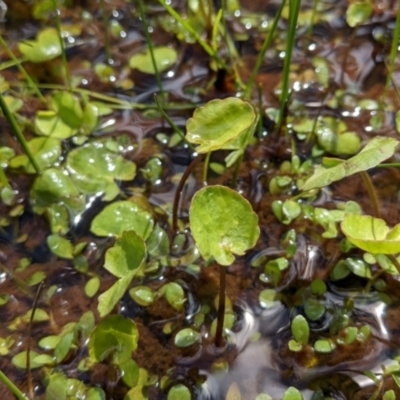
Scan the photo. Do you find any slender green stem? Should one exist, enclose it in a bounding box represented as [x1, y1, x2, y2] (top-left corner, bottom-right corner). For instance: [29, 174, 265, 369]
[231, 152, 244, 188]
[27, 281, 44, 400]
[203, 152, 211, 183]
[0, 371, 27, 400]
[388, 254, 400, 275]
[243, 0, 286, 99]
[359, 171, 380, 219]
[137, 0, 164, 96]
[215, 265, 226, 348]
[277, 0, 301, 131]
[51, 0, 71, 90]
[154, 94, 194, 150]
[257, 84, 263, 137]
[172, 154, 204, 231]
[158, 0, 226, 69]
[304, 0, 319, 52]
[383, 0, 400, 104]
[0, 167, 10, 188]
[0, 35, 47, 104]
[100, 0, 113, 63]
[0, 93, 41, 174]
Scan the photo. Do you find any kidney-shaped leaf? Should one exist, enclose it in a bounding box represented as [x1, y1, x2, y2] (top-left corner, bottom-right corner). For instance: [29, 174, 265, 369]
[104, 230, 146, 278]
[189, 185, 259, 266]
[18, 28, 61, 63]
[301, 137, 399, 191]
[89, 315, 138, 365]
[186, 97, 257, 154]
[341, 214, 400, 254]
[90, 201, 154, 239]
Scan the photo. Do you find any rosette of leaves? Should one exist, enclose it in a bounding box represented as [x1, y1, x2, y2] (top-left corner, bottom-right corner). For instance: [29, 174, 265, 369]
[185, 97, 258, 167]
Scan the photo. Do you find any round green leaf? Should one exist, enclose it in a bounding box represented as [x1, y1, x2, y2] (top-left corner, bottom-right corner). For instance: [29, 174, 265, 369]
[52, 91, 84, 129]
[186, 97, 257, 154]
[90, 201, 154, 239]
[129, 46, 177, 74]
[189, 185, 259, 266]
[310, 279, 327, 296]
[174, 328, 200, 348]
[345, 257, 371, 278]
[291, 315, 309, 345]
[314, 338, 336, 353]
[89, 315, 138, 365]
[167, 384, 191, 400]
[129, 286, 154, 306]
[304, 298, 325, 321]
[66, 142, 136, 201]
[259, 289, 279, 309]
[85, 276, 100, 298]
[346, 2, 373, 27]
[35, 111, 78, 139]
[120, 359, 139, 388]
[341, 214, 400, 255]
[18, 28, 61, 63]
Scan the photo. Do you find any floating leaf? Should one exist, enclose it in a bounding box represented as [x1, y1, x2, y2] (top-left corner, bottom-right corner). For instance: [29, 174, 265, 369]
[301, 137, 399, 191]
[10, 137, 61, 174]
[18, 28, 61, 63]
[174, 328, 200, 348]
[259, 289, 279, 309]
[120, 359, 139, 388]
[47, 234, 74, 259]
[85, 277, 100, 298]
[67, 143, 136, 201]
[89, 315, 138, 365]
[52, 91, 84, 129]
[167, 384, 191, 400]
[164, 282, 185, 311]
[291, 315, 309, 345]
[12, 351, 43, 369]
[90, 201, 154, 239]
[314, 338, 336, 353]
[129, 46, 177, 73]
[186, 97, 257, 154]
[341, 214, 400, 255]
[189, 185, 259, 266]
[35, 110, 78, 139]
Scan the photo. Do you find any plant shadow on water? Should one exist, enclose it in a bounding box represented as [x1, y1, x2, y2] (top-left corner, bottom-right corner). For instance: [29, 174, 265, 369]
[2, 0, 400, 399]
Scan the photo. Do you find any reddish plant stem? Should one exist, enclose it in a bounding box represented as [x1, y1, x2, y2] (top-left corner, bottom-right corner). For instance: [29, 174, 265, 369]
[215, 265, 226, 347]
[172, 154, 204, 232]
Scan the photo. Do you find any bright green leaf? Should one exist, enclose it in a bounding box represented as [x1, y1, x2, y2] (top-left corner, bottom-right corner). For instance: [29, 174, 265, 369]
[189, 185, 259, 266]
[291, 315, 309, 345]
[129, 46, 177, 73]
[174, 328, 200, 348]
[47, 234, 74, 259]
[167, 384, 191, 400]
[282, 387, 303, 400]
[346, 2, 373, 27]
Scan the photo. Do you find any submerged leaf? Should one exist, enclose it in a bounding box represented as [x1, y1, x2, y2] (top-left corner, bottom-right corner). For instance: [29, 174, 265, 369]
[341, 214, 400, 254]
[174, 328, 200, 348]
[301, 137, 399, 191]
[186, 97, 257, 154]
[189, 185, 259, 266]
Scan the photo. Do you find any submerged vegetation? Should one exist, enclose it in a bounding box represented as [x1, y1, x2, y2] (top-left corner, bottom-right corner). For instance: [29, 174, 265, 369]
[1, 0, 400, 399]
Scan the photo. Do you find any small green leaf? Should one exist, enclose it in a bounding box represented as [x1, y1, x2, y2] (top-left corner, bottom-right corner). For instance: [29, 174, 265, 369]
[341, 214, 400, 255]
[259, 289, 279, 309]
[310, 279, 327, 296]
[346, 2, 373, 27]
[282, 387, 303, 400]
[338, 326, 358, 345]
[288, 339, 302, 352]
[120, 359, 139, 388]
[330, 260, 350, 281]
[345, 257, 371, 278]
[167, 384, 191, 400]
[301, 137, 399, 191]
[85, 277, 100, 298]
[47, 234, 74, 259]
[164, 282, 186, 311]
[186, 97, 257, 154]
[18, 28, 61, 63]
[291, 315, 309, 345]
[189, 186, 259, 266]
[304, 298, 325, 321]
[90, 201, 153, 239]
[383, 390, 396, 400]
[174, 328, 200, 348]
[12, 351, 43, 369]
[52, 91, 83, 129]
[314, 338, 336, 353]
[89, 315, 138, 365]
[129, 286, 154, 307]
[129, 46, 177, 73]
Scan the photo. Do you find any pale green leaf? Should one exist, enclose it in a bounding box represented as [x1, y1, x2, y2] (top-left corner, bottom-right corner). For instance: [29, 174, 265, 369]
[129, 46, 177, 74]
